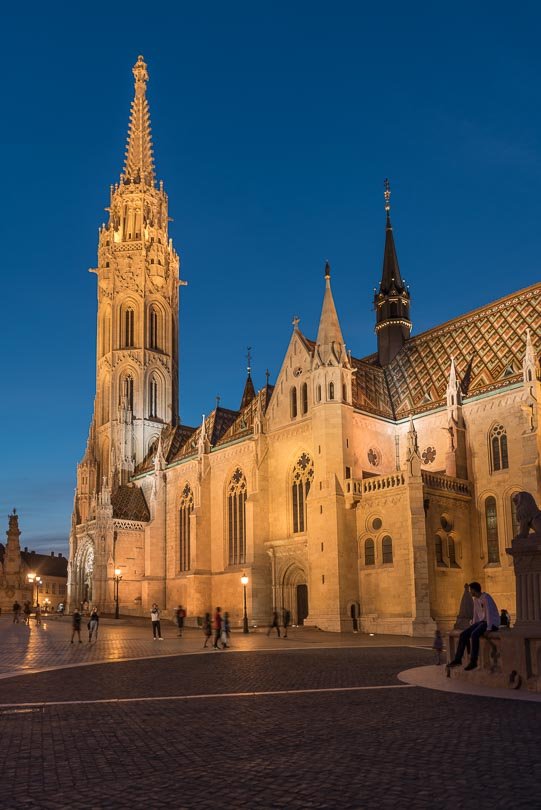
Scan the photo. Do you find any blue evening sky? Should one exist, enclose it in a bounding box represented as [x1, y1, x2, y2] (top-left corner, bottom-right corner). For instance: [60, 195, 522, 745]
[1, 2, 540, 553]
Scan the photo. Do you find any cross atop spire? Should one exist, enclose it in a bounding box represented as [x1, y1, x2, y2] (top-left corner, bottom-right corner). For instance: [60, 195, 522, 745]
[122, 55, 155, 186]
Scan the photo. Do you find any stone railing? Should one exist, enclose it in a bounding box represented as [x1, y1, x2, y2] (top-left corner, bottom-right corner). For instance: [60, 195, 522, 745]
[421, 471, 471, 496]
[362, 472, 406, 494]
[344, 479, 363, 498]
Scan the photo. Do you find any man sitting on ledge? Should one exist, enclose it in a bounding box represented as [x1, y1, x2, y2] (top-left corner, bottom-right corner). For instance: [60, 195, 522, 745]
[448, 582, 500, 671]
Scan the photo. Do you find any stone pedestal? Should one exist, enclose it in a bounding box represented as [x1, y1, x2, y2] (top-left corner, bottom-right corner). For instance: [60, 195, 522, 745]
[506, 532, 541, 630]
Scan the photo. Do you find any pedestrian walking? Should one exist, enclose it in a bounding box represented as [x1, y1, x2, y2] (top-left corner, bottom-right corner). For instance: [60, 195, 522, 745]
[88, 608, 99, 642]
[432, 629, 444, 664]
[448, 582, 500, 671]
[282, 607, 291, 639]
[71, 609, 82, 643]
[222, 611, 231, 648]
[267, 610, 281, 637]
[23, 601, 31, 625]
[12, 601, 21, 623]
[213, 607, 223, 649]
[175, 605, 186, 637]
[151, 603, 163, 640]
[35, 604, 42, 626]
[203, 612, 212, 648]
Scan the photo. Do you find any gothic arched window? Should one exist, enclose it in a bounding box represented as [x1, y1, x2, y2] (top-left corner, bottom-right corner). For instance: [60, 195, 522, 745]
[179, 483, 193, 572]
[382, 535, 393, 564]
[228, 468, 247, 565]
[511, 494, 520, 539]
[292, 453, 314, 534]
[316, 384, 322, 403]
[122, 375, 134, 412]
[301, 383, 308, 415]
[448, 536, 459, 567]
[329, 382, 335, 400]
[290, 387, 298, 419]
[124, 307, 135, 348]
[149, 307, 159, 350]
[489, 424, 509, 472]
[435, 535, 446, 566]
[149, 375, 158, 418]
[364, 538, 375, 565]
[485, 496, 500, 564]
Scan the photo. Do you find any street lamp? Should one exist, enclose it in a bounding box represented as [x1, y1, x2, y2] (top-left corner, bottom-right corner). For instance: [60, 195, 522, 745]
[27, 573, 42, 606]
[240, 573, 249, 634]
[114, 568, 122, 619]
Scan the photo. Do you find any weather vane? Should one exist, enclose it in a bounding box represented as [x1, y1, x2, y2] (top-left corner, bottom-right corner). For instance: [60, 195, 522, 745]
[384, 178, 391, 212]
[246, 346, 252, 376]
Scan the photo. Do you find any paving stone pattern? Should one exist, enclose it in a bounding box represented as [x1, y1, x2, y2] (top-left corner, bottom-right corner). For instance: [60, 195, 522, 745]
[0, 647, 540, 809]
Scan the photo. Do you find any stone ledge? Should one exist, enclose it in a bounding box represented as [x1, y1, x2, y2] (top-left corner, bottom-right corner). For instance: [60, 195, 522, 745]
[447, 628, 541, 693]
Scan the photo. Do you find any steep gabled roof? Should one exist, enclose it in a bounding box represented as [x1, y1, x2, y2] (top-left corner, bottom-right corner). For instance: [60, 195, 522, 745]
[111, 485, 150, 522]
[20, 551, 68, 578]
[381, 282, 540, 418]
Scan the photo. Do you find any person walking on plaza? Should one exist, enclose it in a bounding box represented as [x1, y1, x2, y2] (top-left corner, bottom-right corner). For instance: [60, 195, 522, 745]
[432, 629, 444, 664]
[71, 609, 82, 643]
[267, 610, 281, 638]
[175, 605, 186, 637]
[23, 601, 31, 626]
[151, 603, 163, 640]
[448, 582, 500, 671]
[88, 608, 99, 642]
[282, 607, 291, 639]
[35, 604, 42, 626]
[12, 601, 21, 623]
[213, 607, 223, 649]
[203, 612, 212, 648]
[222, 611, 231, 648]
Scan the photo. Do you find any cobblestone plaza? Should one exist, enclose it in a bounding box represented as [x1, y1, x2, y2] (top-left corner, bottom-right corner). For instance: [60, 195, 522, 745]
[1, 617, 540, 808]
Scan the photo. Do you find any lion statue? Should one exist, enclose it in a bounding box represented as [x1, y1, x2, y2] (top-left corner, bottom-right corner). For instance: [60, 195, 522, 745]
[513, 491, 541, 539]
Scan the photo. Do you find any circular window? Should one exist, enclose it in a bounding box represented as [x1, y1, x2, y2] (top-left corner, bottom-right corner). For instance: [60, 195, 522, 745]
[440, 513, 453, 532]
[422, 446, 436, 465]
[372, 517, 382, 531]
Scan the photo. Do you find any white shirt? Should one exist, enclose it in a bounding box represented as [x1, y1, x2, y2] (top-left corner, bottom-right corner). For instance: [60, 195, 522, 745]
[150, 608, 160, 621]
[472, 592, 500, 629]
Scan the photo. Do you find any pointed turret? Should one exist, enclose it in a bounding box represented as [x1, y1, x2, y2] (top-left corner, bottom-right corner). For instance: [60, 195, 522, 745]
[240, 347, 256, 410]
[315, 262, 345, 365]
[375, 180, 412, 365]
[406, 416, 421, 477]
[445, 359, 468, 479]
[122, 55, 155, 186]
[523, 329, 538, 386]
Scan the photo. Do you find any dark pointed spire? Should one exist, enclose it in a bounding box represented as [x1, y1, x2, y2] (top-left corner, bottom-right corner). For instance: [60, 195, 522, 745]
[379, 179, 406, 295]
[374, 180, 412, 366]
[240, 347, 256, 410]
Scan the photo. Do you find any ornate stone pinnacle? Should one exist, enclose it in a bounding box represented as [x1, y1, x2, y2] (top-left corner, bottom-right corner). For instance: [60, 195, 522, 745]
[133, 55, 149, 88]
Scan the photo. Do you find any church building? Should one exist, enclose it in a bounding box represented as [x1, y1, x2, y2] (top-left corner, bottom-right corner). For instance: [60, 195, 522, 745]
[68, 57, 541, 634]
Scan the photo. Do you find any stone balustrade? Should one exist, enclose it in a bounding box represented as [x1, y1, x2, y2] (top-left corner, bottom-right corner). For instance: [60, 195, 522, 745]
[362, 472, 406, 493]
[421, 471, 471, 496]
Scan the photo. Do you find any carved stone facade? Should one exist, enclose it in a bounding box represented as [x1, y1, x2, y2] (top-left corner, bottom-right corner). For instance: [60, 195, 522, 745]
[68, 57, 541, 634]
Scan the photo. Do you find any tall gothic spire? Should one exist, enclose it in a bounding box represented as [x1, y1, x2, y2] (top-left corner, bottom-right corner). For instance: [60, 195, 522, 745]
[316, 261, 345, 357]
[374, 180, 412, 366]
[122, 55, 155, 186]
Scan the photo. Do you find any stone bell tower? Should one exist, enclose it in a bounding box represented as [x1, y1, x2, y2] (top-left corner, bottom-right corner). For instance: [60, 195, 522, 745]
[80, 55, 182, 496]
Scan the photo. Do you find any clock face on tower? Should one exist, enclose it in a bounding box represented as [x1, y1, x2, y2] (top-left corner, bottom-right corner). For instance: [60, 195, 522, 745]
[293, 366, 303, 377]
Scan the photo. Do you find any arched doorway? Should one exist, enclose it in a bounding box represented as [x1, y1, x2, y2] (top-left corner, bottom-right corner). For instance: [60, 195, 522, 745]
[280, 562, 308, 626]
[297, 584, 309, 625]
[72, 540, 95, 610]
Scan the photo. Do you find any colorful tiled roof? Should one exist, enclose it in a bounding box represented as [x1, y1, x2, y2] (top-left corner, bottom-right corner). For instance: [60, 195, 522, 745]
[382, 282, 540, 418]
[111, 485, 150, 522]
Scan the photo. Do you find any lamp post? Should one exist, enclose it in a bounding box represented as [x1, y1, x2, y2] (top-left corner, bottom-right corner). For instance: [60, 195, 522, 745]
[35, 577, 42, 607]
[240, 573, 249, 634]
[114, 568, 122, 619]
[27, 572, 35, 604]
[27, 573, 42, 607]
